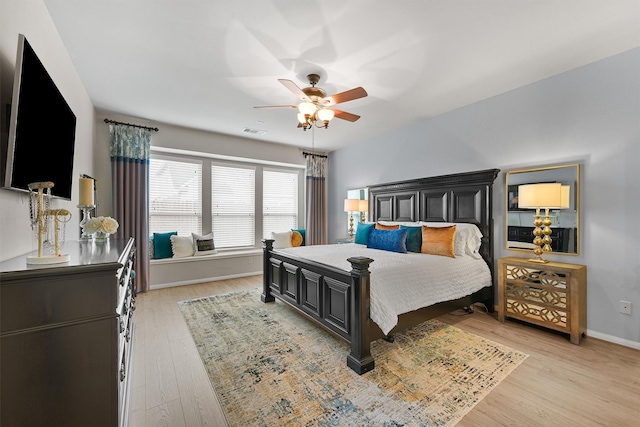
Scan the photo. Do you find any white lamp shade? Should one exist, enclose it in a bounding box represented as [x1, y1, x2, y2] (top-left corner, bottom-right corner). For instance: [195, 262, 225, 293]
[317, 108, 335, 122]
[518, 183, 566, 209]
[560, 185, 570, 208]
[298, 102, 316, 116]
[344, 199, 360, 212]
[297, 113, 307, 124]
[358, 199, 368, 212]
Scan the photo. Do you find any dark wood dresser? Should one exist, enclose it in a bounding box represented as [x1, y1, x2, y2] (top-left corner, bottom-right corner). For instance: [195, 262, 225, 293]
[1, 238, 136, 427]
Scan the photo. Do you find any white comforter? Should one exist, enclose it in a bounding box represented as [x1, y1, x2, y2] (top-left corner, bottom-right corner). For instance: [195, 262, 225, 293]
[278, 243, 492, 335]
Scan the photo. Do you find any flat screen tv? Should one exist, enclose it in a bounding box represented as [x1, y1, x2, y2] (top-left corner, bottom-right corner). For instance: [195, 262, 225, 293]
[3, 34, 76, 200]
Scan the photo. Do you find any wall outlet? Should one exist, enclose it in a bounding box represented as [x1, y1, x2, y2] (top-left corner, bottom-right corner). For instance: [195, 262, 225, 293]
[619, 300, 632, 315]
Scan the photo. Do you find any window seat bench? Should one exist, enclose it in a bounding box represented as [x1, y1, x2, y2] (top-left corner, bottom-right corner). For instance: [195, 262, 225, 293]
[149, 249, 262, 289]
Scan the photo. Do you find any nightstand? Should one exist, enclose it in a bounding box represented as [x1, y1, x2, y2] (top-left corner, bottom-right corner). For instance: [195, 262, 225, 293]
[498, 256, 587, 344]
[336, 238, 354, 244]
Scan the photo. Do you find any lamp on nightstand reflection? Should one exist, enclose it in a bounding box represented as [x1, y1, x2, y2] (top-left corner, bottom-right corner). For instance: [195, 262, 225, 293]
[358, 199, 368, 223]
[344, 199, 360, 240]
[518, 183, 570, 263]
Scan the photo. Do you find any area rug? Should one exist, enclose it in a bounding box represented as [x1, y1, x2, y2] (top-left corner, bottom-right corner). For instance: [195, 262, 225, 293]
[178, 288, 527, 426]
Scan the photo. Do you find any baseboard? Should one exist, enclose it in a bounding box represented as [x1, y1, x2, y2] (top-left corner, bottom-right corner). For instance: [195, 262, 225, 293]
[586, 329, 640, 350]
[150, 270, 262, 290]
[493, 304, 639, 350]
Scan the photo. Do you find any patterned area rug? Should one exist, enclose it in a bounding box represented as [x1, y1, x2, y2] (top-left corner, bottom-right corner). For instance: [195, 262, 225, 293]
[178, 288, 527, 426]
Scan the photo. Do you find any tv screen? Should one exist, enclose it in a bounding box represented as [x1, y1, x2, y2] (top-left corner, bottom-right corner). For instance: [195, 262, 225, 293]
[3, 34, 76, 200]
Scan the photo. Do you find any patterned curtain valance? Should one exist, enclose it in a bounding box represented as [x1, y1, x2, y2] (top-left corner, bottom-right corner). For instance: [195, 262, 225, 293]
[306, 154, 327, 179]
[109, 124, 151, 162]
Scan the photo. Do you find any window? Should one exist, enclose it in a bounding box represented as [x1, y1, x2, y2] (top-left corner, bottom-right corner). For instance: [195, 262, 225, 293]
[149, 149, 303, 251]
[149, 157, 202, 236]
[211, 163, 255, 249]
[263, 169, 298, 239]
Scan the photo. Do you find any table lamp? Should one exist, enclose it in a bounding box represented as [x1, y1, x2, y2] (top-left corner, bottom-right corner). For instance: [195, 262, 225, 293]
[518, 183, 569, 263]
[344, 199, 360, 240]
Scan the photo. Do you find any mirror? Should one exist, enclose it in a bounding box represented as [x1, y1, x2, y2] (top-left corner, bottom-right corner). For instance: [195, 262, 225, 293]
[505, 163, 580, 255]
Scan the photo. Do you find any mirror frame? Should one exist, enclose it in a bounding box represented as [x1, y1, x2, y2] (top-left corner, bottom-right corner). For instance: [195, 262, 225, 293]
[505, 163, 581, 256]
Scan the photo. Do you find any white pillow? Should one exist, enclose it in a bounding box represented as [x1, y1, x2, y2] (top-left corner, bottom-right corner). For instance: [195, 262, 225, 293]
[192, 232, 217, 256]
[271, 230, 293, 249]
[170, 235, 195, 258]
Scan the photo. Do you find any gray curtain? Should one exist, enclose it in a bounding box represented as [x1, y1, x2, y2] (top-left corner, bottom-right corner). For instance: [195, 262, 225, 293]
[109, 124, 151, 293]
[305, 153, 328, 245]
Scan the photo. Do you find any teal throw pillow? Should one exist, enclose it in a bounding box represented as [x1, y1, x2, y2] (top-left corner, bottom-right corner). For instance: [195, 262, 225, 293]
[401, 225, 422, 253]
[291, 228, 306, 246]
[153, 231, 177, 259]
[367, 228, 408, 253]
[354, 222, 375, 245]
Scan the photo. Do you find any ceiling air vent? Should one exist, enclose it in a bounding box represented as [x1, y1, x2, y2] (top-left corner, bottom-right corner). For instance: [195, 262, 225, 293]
[242, 128, 267, 136]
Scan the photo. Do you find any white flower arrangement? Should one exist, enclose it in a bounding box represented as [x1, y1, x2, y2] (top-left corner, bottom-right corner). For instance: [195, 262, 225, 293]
[83, 216, 119, 235]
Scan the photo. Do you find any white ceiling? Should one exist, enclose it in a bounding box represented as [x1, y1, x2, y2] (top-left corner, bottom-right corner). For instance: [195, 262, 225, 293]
[43, 0, 640, 152]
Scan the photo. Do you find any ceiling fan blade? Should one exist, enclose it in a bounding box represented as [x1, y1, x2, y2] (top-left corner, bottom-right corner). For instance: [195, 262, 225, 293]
[253, 104, 297, 109]
[331, 109, 360, 122]
[326, 87, 368, 105]
[278, 79, 309, 101]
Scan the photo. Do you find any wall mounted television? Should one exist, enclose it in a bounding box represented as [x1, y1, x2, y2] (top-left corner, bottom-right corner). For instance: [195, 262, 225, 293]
[3, 34, 76, 200]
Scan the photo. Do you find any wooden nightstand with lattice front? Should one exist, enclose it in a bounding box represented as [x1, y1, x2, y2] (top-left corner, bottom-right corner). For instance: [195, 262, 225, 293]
[498, 257, 587, 344]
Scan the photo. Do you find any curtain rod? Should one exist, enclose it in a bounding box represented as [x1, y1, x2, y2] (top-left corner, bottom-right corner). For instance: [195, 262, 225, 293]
[302, 151, 327, 158]
[104, 118, 159, 132]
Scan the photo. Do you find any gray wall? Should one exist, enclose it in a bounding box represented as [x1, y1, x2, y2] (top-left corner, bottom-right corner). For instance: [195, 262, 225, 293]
[0, 0, 96, 261]
[329, 48, 640, 346]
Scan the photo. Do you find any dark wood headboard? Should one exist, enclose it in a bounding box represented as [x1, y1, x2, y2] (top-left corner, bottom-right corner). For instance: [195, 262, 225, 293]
[368, 168, 500, 271]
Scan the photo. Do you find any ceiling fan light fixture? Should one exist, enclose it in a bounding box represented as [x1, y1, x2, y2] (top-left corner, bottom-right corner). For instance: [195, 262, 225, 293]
[298, 102, 316, 116]
[317, 108, 334, 122]
[297, 113, 307, 124]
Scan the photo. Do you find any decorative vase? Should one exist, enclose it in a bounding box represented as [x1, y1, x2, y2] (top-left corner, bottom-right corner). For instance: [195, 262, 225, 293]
[94, 231, 110, 241]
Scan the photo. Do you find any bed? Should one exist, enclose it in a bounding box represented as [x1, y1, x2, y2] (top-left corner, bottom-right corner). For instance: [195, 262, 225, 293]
[261, 168, 500, 374]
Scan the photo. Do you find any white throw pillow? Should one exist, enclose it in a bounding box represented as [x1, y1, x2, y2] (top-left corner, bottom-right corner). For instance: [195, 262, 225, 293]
[170, 235, 195, 258]
[271, 230, 293, 249]
[191, 232, 217, 256]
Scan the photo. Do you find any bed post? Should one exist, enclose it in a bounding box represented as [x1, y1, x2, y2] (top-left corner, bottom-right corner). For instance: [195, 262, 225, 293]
[261, 239, 275, 303]
[346, 256, 375, 375]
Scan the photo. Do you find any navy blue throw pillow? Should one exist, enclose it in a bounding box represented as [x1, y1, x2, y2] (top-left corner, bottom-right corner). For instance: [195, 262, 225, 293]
[367, 228, 408, 253]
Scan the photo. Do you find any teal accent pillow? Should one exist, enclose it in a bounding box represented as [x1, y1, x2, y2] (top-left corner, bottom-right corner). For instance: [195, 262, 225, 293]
[401, 225, 422, 253]
[354, 222, 375, 245]
[291, 228, 306, 246]
[153, 231, 177, 259]
[367, 228, 408, 253]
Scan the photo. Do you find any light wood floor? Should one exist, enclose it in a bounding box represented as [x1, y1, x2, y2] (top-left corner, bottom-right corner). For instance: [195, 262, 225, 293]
[129, 276, 640, 427]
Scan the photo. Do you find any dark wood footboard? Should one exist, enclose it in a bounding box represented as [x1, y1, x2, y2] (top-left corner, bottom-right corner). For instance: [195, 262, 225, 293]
[262, 239, 376, 374]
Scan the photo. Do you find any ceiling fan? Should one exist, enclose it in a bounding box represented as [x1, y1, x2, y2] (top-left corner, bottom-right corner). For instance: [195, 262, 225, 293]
[254, 73, 368, 130]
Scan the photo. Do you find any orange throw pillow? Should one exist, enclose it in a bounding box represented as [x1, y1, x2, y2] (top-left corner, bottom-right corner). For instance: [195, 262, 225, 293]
[421, 225, 456, 258]
[291, 230, 303, 247]
[375, 223, 400, 230]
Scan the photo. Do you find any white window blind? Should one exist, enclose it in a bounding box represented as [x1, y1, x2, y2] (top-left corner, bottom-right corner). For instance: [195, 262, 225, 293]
[212, 163, 255, 248]
[149, 157, 202, 236]
[263, 169, 298, 239]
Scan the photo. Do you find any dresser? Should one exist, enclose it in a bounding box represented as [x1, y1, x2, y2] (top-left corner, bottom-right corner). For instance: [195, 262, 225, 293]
[498, 256, 587, 344]
[0, 238, 136, 427]
[507, 225, 574, 252]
